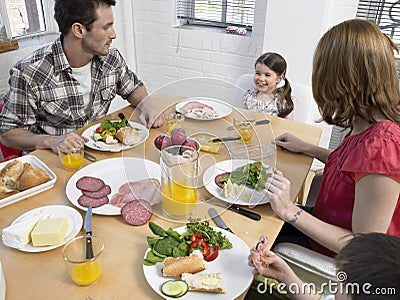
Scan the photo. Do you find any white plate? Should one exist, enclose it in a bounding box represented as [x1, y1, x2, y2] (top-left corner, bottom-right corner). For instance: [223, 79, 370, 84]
[0, 155, 57, 209]
[176, 97, 232, 120]
[203, 159, 270, 206]
[7, 205, 82, 252]
[143, 226, 253, 299]
[66, 157, 161, 215]
[82, 121, 149, 152]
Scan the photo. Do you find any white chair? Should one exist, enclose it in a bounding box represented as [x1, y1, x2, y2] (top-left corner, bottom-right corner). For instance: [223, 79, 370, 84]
[232, 73, 255, 108]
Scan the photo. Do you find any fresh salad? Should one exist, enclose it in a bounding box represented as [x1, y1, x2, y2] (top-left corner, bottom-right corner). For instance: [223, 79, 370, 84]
[142, 219, 232, 266]
[93, 119, 128, 144]
[219, 161, 272, 190]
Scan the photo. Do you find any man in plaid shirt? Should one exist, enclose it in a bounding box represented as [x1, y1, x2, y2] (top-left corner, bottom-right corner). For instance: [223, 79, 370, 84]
[0, 0, 164, 153]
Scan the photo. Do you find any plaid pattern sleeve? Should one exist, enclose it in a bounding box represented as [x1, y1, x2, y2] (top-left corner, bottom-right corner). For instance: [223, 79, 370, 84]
[0, 38, 143, 136]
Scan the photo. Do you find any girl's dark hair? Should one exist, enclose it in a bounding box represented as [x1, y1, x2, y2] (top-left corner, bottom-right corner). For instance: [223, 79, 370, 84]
[255, 52, 294, 118]
[54, 0, 116, 36]
[336, 233, 400, 299]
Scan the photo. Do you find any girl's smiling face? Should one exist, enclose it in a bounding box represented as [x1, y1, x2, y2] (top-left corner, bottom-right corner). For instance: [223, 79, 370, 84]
[254, 63, 284, 95]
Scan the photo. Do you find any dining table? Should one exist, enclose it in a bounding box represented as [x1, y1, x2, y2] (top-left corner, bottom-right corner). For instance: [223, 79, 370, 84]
[0, 94, 321, 299]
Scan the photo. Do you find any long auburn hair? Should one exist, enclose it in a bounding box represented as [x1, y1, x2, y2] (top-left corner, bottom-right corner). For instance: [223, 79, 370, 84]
[255, 52, 294, 118]
[312, 19, 400, 129]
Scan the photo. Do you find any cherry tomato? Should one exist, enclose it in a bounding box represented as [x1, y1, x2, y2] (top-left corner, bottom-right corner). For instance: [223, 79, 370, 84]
[95, 127, 104, 134]
[204, 245, 219, 262]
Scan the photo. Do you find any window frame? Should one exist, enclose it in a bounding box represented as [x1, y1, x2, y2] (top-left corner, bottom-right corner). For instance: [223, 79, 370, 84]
[177, 0, 255, 31]
[0, 0, 58, 41]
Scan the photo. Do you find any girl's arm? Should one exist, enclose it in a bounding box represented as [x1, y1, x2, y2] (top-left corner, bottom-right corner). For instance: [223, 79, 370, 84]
[267, 170, 400, 254]
[273, 132, 331, 163]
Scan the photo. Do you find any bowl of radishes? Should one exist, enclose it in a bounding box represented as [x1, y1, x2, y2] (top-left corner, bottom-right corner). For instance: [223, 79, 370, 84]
[154, 128, 200, 153]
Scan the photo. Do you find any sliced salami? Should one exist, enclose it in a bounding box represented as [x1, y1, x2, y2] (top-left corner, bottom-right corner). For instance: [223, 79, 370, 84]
[83, 184, 112, 198]
[214, 172, 230, 189]
[76, 176, 105, 192]
[78, 194, 109, 208]
[121, 199, 152, 226]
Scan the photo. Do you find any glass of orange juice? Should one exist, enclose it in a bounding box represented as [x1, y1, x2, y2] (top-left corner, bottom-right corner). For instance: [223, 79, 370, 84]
[160, 145, 199, 219]
[165, 112, 185, 133]
[57, 139, 84, 170]
[61, 235, 104, 286]
[233, 117, 256, 143]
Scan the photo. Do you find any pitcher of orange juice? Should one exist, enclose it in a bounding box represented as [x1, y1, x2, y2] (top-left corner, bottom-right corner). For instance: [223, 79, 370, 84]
[160, 145, 199, 219]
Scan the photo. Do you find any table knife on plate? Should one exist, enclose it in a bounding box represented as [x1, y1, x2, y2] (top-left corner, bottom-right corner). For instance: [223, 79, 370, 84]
[206, 198, 261, 220]
[118, 113, 131, 127]
[84, 206, 94, 259]
[208, 208, 234, 234]
[227, 119, 270, 131]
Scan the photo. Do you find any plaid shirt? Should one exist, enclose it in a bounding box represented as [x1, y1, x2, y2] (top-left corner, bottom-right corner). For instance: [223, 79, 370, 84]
[0, 37, 143, 135]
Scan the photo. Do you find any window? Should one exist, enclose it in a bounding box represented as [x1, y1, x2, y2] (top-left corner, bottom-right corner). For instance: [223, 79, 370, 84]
[356, 0, 400, 43]
[0, 0, 55, 40]
[177, 0, 255, 30]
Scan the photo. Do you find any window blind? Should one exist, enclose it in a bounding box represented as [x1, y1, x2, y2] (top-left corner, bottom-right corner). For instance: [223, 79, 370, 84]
[356, 0, 400, 43]
[177, 0, 255, 29]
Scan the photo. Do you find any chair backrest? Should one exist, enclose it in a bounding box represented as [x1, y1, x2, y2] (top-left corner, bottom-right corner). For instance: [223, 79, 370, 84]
[290, 82, 315, 124]
[232, 73, 255, 108]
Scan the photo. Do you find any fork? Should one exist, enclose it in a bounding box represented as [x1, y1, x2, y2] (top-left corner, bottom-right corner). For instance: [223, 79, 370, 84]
[85, 296, 93, 300]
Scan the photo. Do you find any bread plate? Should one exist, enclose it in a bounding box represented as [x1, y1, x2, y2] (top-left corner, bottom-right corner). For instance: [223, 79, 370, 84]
[82, 121, 149, 152]
[0, 155, 57, 209]
[143, 226, 253, 299]
[4, 205, 82, 252]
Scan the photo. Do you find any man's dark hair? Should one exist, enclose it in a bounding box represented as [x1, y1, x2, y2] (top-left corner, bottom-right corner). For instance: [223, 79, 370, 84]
[54, 0, 116, 36]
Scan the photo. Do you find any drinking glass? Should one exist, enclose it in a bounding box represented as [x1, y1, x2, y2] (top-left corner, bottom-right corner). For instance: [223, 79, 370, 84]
[57, 139, 84, 170]
[233, 117, 255, 143]
[160, 145, 199, 219]
[61, 235, 104, 286]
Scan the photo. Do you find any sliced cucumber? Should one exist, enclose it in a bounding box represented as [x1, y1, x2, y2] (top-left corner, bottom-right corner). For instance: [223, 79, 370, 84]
[161, 280, 188, 298]
[93, 133, 103, 141]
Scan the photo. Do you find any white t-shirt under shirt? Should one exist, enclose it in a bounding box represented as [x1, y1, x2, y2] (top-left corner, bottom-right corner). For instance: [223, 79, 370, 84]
[71, 61, 92, 114]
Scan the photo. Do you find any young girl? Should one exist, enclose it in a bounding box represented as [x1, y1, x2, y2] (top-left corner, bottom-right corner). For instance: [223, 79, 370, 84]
[242, 52, 294, 119]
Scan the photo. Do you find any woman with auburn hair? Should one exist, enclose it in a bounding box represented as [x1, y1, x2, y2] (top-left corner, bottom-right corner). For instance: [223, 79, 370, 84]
[264, 19, 400, 257]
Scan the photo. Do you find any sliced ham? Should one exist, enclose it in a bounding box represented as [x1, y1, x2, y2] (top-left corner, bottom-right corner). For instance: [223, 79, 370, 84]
[110, 178, 162, 208]
[181, 101, 214, 114]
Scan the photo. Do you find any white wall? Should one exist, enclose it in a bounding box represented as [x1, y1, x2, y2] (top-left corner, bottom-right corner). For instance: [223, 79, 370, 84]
[0, 0, 359, 113]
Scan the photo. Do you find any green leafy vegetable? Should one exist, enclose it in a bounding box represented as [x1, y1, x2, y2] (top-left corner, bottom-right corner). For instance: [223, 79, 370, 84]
[183, 218, 232, 249]
[100, 119, 127, 131]
[220, 161, 272, 190]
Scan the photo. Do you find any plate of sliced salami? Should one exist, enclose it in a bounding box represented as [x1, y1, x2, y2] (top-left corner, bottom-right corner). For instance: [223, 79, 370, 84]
[65, 157, 161, 215]
[175, 97, 232, 120]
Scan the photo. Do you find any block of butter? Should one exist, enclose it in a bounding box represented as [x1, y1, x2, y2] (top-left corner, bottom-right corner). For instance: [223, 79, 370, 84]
[31, 217, 69, 247]
[2, 214, 48, 248]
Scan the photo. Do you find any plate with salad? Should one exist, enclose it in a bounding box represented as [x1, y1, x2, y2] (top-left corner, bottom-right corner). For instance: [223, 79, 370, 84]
[142, 220, 253, 299]
[203, 159, 271, 206]
[82, 119, 149, 152]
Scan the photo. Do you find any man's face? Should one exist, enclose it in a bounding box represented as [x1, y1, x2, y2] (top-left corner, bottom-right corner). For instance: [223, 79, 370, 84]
[82, 5, 116, 56]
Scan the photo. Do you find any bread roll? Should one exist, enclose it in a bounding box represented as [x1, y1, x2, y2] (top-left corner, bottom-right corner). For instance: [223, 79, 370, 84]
[0, 160, 27, 190]
[115, 127, 141, 145]
[181, 273, 226, 293]
[17, 165, 51, 191]
[163, 252, 206, 277]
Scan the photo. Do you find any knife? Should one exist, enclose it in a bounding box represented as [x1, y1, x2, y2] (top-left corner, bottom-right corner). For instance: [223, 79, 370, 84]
[205, 136, 241, 143]
[206, 198, 261, 220]
[118, 113, 131, 127]
[84, 206, 94, 259]
[227, 119, 270, 131]
[84, 152, 96, 162]
[208, 208, 234, 234]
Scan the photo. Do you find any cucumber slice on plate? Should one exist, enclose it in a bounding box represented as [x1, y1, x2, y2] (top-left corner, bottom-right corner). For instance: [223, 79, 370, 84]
[161, 280, 189, 298]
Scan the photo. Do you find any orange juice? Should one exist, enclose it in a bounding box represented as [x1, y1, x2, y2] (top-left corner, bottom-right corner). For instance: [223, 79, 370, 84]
[162, 181, 197, 217]
[62, 153, 83, 169]
[166, 119, 182, 132]
[70, 261, 102, 286]
[238, 128, 253, 142]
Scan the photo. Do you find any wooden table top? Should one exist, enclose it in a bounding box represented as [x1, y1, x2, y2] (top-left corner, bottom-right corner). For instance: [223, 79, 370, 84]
[0, 98, 321, 299]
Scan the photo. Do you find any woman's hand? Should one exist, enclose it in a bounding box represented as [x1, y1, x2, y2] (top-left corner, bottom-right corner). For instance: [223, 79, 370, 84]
[264, 169, 298, 222]
[272, 132, 309, 154]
